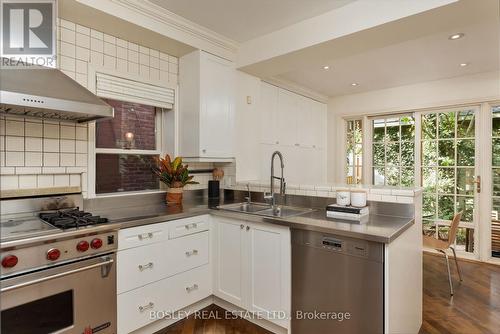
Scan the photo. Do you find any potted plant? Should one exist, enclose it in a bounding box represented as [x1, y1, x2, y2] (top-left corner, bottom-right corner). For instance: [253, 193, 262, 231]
[152, 154, 198, 204]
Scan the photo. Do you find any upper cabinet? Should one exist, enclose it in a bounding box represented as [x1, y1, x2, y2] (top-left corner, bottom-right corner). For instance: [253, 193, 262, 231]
[179, 50, 235, 161]
[259, 82, 327, 184]
[259, 82, 326, 149]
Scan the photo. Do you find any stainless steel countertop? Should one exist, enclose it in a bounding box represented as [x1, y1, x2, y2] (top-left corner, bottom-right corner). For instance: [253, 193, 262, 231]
[102, 196, 414, 244]
[2, 196, 414, 248]
[211, 209, 414, 243]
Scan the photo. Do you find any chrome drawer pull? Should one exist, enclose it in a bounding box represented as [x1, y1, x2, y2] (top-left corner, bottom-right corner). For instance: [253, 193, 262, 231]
[185, 249, 198, 257]
[185, 284, 198, 292]
[138, 302, 154, 312]
[138, 232, 153, 240]
[138, 262, 154, 271]
[184, 223, 198, 230]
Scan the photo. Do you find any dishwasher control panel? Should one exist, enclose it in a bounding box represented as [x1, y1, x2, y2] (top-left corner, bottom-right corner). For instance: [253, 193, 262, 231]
[292, 229, 383, 262]
[322, 237, 343, 250]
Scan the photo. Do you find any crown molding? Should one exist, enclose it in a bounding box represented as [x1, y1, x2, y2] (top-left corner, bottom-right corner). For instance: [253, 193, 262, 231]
[77, 0, 239, 60]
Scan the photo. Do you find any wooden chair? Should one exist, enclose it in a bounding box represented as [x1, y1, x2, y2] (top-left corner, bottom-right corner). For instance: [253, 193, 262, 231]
[423, 212, 463, 296]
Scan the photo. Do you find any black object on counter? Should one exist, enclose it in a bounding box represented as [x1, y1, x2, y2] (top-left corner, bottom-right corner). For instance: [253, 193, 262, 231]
[208, 180, 220, 198]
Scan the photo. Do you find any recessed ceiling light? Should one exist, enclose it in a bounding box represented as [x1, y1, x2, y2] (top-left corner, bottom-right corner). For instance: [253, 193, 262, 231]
[351, 83, 358, 86]
[460, 62, 469, 67]
[323, 65, 330, 70]
[449, 33, 465, 40]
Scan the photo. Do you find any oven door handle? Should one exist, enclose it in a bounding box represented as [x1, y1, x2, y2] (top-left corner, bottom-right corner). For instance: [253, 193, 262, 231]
[1, 257, 114, 293]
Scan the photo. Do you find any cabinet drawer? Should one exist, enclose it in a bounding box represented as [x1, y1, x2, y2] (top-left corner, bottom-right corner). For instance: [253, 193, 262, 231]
[117, 276, 168, 334]
[163, 264, 212, 313]
[118, 223, 167, 250]
[168, 215, 209, 239]
[117, 241, 169, 294]
[117, 265, 211, 334]
[167, 231, 209, 276]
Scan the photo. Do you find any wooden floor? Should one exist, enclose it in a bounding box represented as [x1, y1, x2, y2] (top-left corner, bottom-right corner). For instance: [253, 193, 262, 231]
[420, 253, 500, 334]
[155, 304, 273, 334]
[156, 253, 500, 334]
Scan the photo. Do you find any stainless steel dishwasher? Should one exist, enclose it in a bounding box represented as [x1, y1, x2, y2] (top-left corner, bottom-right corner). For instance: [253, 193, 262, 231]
[292, 229, 384, 334]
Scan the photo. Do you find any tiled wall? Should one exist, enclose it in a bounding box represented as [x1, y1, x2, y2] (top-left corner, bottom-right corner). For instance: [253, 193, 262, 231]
[0, 19, 180, 197]
[57, 18, 179, 89]
[0, 117, 87, 192]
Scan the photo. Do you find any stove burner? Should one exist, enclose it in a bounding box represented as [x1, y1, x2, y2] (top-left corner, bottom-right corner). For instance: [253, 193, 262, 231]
[39, 208, 108, 229]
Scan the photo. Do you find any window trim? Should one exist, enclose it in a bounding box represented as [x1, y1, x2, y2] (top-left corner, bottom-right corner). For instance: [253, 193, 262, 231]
[86, 65, 178, 198]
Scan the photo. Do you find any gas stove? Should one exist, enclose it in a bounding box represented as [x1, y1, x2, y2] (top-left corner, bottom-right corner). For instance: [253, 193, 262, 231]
[39, 207, 108, 229]
[0, 194, 117, 279]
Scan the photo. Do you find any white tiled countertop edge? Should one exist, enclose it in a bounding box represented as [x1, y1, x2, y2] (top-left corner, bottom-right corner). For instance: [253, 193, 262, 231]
[224, 181, 423, 204]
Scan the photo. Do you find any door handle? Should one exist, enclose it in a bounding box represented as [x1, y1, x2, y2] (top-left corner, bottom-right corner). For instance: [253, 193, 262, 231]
[1, 257, 114, 293]
[473, 175, 481, 193]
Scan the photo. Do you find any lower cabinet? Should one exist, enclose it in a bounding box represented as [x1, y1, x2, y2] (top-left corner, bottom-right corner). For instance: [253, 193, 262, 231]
[117, 214, 291, 333]
[117, 264, 211, 334]
[213, 216, 291, 329]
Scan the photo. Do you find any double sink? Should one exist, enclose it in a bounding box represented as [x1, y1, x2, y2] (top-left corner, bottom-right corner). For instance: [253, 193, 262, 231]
[218, 202, 314, 218]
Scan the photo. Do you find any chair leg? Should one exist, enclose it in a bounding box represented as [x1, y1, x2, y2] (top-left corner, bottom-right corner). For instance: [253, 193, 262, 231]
[438, 249, 454, 296]
[450, 246, 463, 282]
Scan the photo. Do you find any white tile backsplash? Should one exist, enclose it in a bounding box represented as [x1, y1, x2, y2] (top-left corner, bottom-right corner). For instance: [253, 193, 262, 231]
[1, 19, 180, 196]
[5, 136, 24, 151]
[6, 120, 24, 136]
[25, 137, 42, 151]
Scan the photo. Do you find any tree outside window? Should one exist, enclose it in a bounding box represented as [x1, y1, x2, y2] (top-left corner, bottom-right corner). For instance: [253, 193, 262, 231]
[345, 119, 363, 184]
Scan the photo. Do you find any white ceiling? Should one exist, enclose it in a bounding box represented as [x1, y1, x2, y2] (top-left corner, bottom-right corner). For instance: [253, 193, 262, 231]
[148, 0, 356, 42]
[277, 20, 500, 96]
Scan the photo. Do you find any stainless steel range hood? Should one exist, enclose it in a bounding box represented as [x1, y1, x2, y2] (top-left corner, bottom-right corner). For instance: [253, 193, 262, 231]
[0, 65, 113, 122]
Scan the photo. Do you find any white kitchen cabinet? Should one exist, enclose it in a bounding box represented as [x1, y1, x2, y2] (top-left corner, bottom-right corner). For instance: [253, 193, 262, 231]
[258, 82, 327, 185]
[117, 215, 212, 334]
[213, 216, 245, 307]
[213, 216, 291, 329]
[247, 220, 291, 329]
[276, 88, 300, 146]
[179, 50, 235, 160]
[260, 82, 279, 145]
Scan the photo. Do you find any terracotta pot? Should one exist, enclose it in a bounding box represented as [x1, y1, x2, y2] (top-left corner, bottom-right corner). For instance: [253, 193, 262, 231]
[166, 187, 183, 204]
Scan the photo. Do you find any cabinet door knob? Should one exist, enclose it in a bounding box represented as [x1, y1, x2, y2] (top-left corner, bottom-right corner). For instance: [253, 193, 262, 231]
[246, 226, 250, 231]
[138, 262, 154, 271]
[185, 249, 198, 256]
[138, 232, 153, 240]
[138, 302, 154, 312]
[202, 149, 207, 153]
[240, 224, 244, 229]
[186, 284, 199, 292]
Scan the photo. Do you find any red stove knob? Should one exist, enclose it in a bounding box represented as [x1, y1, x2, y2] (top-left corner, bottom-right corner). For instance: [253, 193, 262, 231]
[2, 255, 18, 268]
[91, 238, 103, 249]
[46, 249, 61, 261]
[76, 240, 89, 252]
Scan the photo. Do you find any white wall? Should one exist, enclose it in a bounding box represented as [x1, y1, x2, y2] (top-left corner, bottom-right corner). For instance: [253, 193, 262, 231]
[327, 70, 500, 182]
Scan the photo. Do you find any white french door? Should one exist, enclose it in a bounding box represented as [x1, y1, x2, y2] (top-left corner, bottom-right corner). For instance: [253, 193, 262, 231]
[417, 107, 480, 259]
[361, 102, 500, 262]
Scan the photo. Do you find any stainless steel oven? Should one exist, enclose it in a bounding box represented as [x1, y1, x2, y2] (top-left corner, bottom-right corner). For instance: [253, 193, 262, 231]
[1, 254, 116, 334]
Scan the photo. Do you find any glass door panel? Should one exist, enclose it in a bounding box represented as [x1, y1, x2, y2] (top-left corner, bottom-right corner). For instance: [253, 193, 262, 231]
[491, 106, 500, 258]
[420, 108, 478, 255]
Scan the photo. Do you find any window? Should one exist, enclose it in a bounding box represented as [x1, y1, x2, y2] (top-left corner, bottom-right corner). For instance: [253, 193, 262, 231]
[420, 109, 476, 253]
[492, 106, 500, 258]
[372, 115, 415, 186]
[94, 98, 162, 194]
[345, 119, 363, 184]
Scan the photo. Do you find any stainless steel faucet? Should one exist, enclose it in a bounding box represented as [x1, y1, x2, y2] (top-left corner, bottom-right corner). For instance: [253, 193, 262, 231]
[265, 151, 286, 209]
[245, 183, 251, 204]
